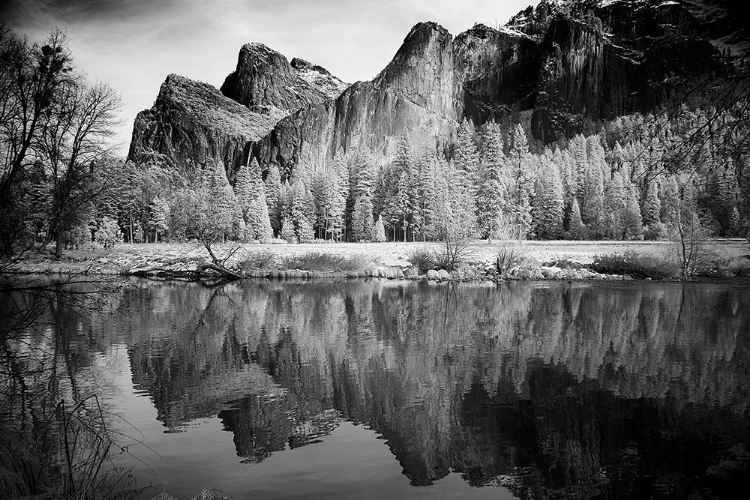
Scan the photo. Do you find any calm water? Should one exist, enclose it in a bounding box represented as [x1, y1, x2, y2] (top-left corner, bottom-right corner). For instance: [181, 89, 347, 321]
[1, 279, 749, 499]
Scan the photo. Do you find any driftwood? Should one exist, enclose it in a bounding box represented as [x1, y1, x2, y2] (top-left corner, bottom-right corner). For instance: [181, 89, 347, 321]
[197, 262, 243, 280]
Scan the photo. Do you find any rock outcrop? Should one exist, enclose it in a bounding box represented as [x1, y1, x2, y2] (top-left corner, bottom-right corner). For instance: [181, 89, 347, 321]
[254, 22, 459, 177]
[220, 43, 347, 115]
[128, 0, 743, 178]
[529, 0, 728, 141]
[127, 74, 277, 174]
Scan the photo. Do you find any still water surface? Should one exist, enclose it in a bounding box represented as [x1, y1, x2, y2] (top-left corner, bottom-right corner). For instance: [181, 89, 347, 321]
[3, 279, 749, 499]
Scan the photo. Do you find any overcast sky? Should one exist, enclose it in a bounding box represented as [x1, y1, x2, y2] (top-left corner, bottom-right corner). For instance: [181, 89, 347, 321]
[2, 0, 534, 155]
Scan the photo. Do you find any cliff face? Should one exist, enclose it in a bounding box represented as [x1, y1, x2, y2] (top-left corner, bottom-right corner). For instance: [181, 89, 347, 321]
[255, 22, 459, 177]
[128, 0, 741, 177]
[220, 43, 347, 115]
[530, 0, 727, 142]
[127, 74, 277, 174]
[452, 24, 543, 123]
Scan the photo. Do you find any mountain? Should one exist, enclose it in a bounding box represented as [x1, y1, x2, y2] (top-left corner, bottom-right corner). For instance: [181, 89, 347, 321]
[127, 0, 746, 177]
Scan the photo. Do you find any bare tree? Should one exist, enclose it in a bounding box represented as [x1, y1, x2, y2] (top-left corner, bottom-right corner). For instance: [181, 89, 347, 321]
[37, 77, 121, 258]
[0, 26, 73, 256]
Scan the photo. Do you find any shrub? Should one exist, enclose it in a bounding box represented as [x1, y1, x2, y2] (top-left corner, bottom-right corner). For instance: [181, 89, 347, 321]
[495, 243, 527, 277]
[727, 257, 750, 277]
[408, 247, 437, 274]
[95, 216, 123, 249]
[239, 250, 276, 272]
[643, 222, 667, 241]
[283, 252, 371, 272]
[544, 258, 585, 270]
[591, 250, 679, 279]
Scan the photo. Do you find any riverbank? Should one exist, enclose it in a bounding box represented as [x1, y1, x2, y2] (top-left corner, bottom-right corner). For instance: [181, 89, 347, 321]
[3, 239, 748, 282]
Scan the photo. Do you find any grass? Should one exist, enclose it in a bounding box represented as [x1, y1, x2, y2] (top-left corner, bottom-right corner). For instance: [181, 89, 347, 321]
[0, 396, 141, 500]
[590, 250, 680, 279]
[282, 252, 372, 272]
[408, 248, 437, 274]
[726, 257, 750, 277]
[238, 250, 277, 272]
[495, 244, 528, 277]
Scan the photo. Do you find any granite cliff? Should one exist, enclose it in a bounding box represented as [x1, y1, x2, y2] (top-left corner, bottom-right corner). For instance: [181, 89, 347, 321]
[128, 0, 745, 177]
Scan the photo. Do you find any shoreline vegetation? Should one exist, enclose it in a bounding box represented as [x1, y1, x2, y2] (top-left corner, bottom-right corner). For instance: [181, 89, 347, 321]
[4, 239, 749, 283]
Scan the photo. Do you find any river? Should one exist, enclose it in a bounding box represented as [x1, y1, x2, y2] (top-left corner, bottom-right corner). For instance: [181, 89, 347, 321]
[1, 278, 748, 499]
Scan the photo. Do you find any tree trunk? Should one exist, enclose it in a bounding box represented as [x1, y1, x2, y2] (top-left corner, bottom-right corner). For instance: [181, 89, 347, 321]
[55, 235, 64, 259]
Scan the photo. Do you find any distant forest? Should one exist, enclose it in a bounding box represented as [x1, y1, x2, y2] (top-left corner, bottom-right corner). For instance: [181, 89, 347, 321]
[116, 107, 748, 247]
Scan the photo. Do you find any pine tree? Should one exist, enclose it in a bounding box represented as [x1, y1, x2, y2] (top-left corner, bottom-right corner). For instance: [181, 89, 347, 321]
[199, 159, 236, 244]
[396, 170, 412, 242]
[149, 196, 170, 243]
[331, 153, 349, 241]
[388, 134, 415, 241]
[234, 158, 272, 241]
[532, 157, 564, 239]
[569, 134, 587, 202]
[310, 171, 333, 238]
[350, 150, 376, 242]
[568, 197, 586, 240]
[623, 182, 643, 239]
[454, 119, 480, 201]
[372, 214, 386, 242]
[410, 154, 433, 241]
[603, 171, 626, 239]
[507, 124, 534, 238]
[297, 217, 315, 243]
[660, 175, 679, 228]
[352, 196, 374, 241]
[290, 180, 314, 241]
[422, 154, 445, 241]
[280, 214, 297, 243]
[642, 179, 661, 227]
[265, 164, 282, 236]
[477, 122, 506, 240]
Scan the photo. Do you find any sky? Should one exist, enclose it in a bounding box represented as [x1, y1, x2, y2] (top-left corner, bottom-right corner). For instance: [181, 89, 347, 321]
[1, 0, 535, 156]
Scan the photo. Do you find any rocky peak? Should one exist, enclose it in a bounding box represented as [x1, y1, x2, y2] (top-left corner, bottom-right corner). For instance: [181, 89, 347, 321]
[220, 43, 335, 116]
[373, 21, 455, 116]
[290, 57, 349, 100]
[128, 73, 277, 174]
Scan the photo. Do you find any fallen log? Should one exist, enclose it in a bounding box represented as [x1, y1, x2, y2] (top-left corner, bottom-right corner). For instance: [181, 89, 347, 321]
[197, 262, 243, 280]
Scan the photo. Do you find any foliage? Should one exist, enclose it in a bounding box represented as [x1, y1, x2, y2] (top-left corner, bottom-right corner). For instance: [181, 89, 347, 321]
[672, 209, 715, 279]
[495, 243, 528, 278]
[94, 216, 123, 249]
[283, 252, 371, 272]
[235, 158, 273, 241]
[0, 26, 74, 256]
[280, 215, 297, 243]
[591, 251, 679, 279]
[408, 247, 438, 274]
[372, 215, 386, 243]
[238, 250, 276, 271]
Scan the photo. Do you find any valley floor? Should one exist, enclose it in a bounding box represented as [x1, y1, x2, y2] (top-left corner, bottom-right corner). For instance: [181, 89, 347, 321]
[4, 239, 748, 280]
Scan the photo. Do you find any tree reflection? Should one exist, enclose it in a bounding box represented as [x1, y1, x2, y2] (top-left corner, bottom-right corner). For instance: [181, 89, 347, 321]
[0, 277, 139, 497]
[6, 278, 749, 498]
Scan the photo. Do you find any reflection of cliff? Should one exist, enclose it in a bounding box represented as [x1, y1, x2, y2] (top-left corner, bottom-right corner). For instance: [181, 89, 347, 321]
[122, 280, 750, 496]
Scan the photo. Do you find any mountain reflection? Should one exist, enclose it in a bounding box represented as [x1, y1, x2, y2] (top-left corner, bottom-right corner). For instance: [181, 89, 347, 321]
[121, 280, 750, 498]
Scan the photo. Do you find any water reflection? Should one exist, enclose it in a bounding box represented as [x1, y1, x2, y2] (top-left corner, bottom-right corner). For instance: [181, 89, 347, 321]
[3, 279, 749, 499]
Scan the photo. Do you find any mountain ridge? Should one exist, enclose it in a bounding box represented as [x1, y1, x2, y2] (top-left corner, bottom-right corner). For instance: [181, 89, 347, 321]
[127, 0, 746, 177]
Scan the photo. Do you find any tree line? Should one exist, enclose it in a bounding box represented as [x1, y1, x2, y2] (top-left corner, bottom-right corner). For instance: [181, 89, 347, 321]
[121, 109, 749, 248]
[2, 25, 747, 259]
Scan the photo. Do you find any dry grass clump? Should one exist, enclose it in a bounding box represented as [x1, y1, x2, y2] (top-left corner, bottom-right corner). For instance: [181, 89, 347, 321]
[238, 250, 277, 272]
[283, 252, 371, 272]
[591, 250, 679, 279]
